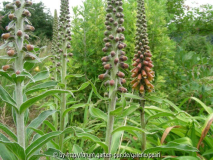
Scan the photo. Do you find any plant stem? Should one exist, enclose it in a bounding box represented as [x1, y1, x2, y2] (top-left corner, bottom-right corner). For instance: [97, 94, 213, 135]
[15, 0, 25, 149]
[139, 93, 146, 152]
[105, 42, 118, 158]
[59, 42, 67, 150]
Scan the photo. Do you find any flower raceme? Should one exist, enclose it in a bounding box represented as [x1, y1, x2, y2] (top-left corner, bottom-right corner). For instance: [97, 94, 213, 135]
[131, 0, 155, 93]
[99, 0, 128, 93]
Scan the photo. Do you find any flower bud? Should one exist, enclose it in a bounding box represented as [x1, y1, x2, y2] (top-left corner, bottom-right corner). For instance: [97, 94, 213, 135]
[17, 30, 23, 37]
[15, 1, 21, 7]
[68, 53, 73, 57]
[118, 87, 127, 93]
[109, 80, 115, 86]
[7, 50, 15, 57]
[8, 14, 15, 20]
[104, 64, 112, 70]
[25, 1, 33, 7]
[26, 44, 34, 51]
[121, 78, 126, 84]
[1, 33, 11, 40]
[98, 74, 106, 80]
[117, 71, 125, 78]
[110, 51, 116, 57]
[114, 58, 119, 65]
[2, 65, 10, 71]
[102, 56, 110, 62]
[16, 70, 21, 75]
[25, 25, 35, 32]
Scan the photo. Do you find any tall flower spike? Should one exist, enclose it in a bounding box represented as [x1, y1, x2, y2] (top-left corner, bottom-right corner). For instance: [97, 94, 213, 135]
[132, 0, 154, 94]
[58, 0, 71, 150]
[1, 0, 35, 149]
[99, 0, 128, 155]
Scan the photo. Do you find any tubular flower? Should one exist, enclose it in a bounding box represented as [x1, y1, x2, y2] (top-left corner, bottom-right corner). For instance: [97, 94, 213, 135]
[98, 0, 128, 93]
[131, 0, 155, 93]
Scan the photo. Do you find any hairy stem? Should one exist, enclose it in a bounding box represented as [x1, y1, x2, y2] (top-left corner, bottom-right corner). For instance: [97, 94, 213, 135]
[105, 36, 119, 157]
[59, 42, 67, 150]
[15, 0, 25, 149]
[140, 94, 146, 152]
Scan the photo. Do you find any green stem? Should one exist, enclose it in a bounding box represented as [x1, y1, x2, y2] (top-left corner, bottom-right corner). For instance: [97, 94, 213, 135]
[140, 93, 146, 152]
[59, 43, 67, 150]
[105, 32, 119, 158]
[15, 0, 25, 149]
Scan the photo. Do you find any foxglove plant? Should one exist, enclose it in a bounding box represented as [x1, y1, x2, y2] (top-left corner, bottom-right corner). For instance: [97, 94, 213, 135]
[57, 0, 72, 150]
[0, 0, 34, 149]
[131, 0, 155, 151]
[98, 0, 128, 154]
[0, 1, 70, 159]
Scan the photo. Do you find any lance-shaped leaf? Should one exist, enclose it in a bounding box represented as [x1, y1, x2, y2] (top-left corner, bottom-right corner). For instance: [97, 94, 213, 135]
[26, 110, 57, 141]
[19, 90, 71, 113]
[0, 123, 17, 141]
[89, 105, 107, 122]
[0, 70, 14, 82]
[26, 131, 61, 158]
[29, 148, 69, 160]
[25, 81, 58, 94]
[63, 103, 88, 117]
[71, 81, 90, 93]
[112, 126, 156, 135]
[0, 141, 26, 160]
[0, 85, 17, 110]
[0, 133, 17, 160]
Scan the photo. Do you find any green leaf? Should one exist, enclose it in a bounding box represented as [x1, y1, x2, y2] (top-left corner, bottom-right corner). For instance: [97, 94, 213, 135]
[20, 90, 71, 113]
[0, 85, 17, 110]
[144, 142, 199, 153]
[0, 55, 16, 60]
[89, 105, 107, 122]
[29, 148, 69, 160]
[43, 120, 56, 131]
[112, 126, 156, 135]
[26, 110, 57, 140]
[123, 104, 139, 117]
[0, 141, 26, 160]
[124, 93, 144, 100]
[110, 107, 123, 115]
[203, 148, 213, 156]
[0, 123, 17, 141]
[63, 103, 88, 117]
[66, 74, 84, 79]
[147, 112, 175, 121]
[24, 62, 35, 71]
[191, 97, 213, 114]
[76, 132, 108, 153]
[11, 70, 35, 83]
[119, 145, 141, 153]
[146, 96, 163, 103]
[33, 70, 49, 82]
[25, 81, 58, 94]
[26, 131, 61, 158]
[89, 81, 108, 100]
[0, 42, 9, 50]
[71, 81, 90, 93]
[0, 133, 17, 160]
[72, 144, 84, 160]
[0, 70, 14, 82]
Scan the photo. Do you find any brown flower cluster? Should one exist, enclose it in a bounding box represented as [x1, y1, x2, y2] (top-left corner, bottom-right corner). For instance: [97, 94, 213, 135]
[131, 0, 155, 93]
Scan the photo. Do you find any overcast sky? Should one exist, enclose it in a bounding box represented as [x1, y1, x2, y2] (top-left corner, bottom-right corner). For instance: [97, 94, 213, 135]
[0, 0, 213, 16]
